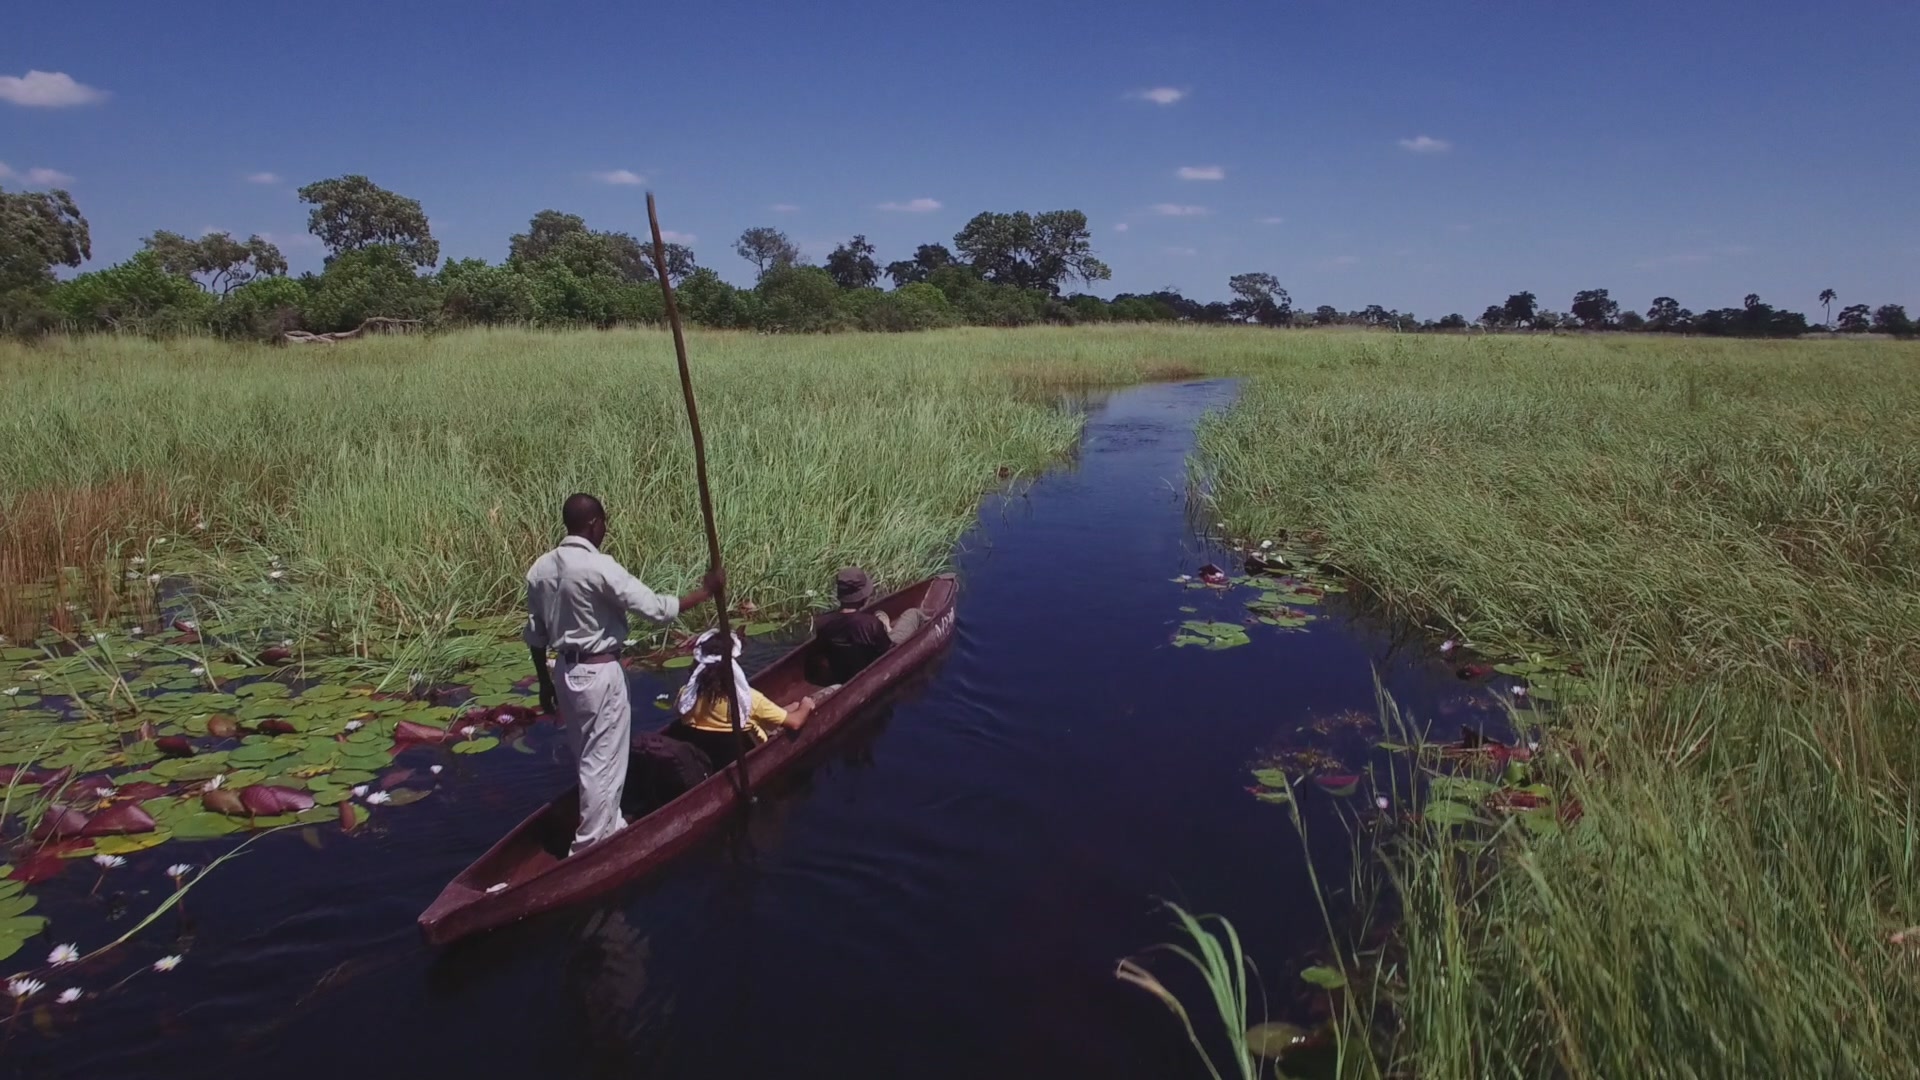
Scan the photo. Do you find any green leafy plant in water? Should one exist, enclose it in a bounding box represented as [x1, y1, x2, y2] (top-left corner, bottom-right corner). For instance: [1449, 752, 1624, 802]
[1116, 902, 1258, 1080]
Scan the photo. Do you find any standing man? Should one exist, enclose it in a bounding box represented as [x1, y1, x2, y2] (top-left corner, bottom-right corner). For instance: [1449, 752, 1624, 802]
[525, 493, 722, 856]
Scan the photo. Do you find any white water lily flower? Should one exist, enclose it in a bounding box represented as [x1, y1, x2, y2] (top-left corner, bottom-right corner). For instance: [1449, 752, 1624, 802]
[178, 618, 198, 631]
[166, 864, 194, 880]
[125, 570, 142, 580]
[2, 687, 17, 697]
[351, 785, 369, 798]
[429, 765, 443, 775]
[47, 944, 80, 967]
[92, 854, 126, 870]
[1528, 740, 1540, 752]
[1260, 540, 1273, 549]
[56, 988, 82, 1005]
[268, 570, 285, 580]
[804, 589, 816, 597]
[1439, 639, 1459, 654]
[147, 573, 162, 586]
[344, 720, 363, 733]
[1174, 575, 1191, 583]
[152, 955, 182, 973]
[1375, 796, 1391, 811]
[189, 666, 206, 677]
[154, 537, 168, 545]
[90, 633, 106, 644]
[129, 626, 144, 637]
[128, 556, 145, 567]
[365, 791, 391, 805]
[203, 774, 224, 791]
[1511, 686, 1529, 699]
[7, 978, 44, 1000]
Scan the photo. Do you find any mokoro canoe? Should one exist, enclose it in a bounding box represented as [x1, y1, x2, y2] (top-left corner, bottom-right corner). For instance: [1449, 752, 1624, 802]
[417, 573, 958, 945]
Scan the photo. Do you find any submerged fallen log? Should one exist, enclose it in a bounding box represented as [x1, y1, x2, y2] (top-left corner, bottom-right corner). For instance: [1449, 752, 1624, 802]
[284, 317, 421, 344]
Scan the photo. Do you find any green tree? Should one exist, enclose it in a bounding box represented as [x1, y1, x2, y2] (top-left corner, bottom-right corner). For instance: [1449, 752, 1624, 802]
[1435, 313, 1468, 329]
[212, 276, 307, 340]
[302, 245, 441, 331]
[1501, 291, 1538, 326]
[297, 175, 439, 267]
[1819, 288, 1837, 328]
[1478, 304, 1504, 328]
[143, 230, 287, 295]
[1227, 272, 1291, 325]
[0, 185, 90, 293]
[1570, 288, 1619, 329]
[734, 226, 801, 278]
[824, 234, 881, 289]
[885, 244, 957, 287]
[437, 258, 534, 324]
[51, 250, 215, 332]
[755, 264, 842, 332]
[1646, 296, 1690, 331]
[1871, 304, 1913, 337]
[1836, 303, 1871, 332]
[677, 267, 760, 329]
[952, 210, 1110, 294]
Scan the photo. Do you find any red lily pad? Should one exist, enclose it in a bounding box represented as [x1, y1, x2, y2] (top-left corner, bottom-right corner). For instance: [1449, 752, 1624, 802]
[256, 719, 297, 736]
[172, 618, 198, 633]
[239, 785, 315, 815]
[1456, 664, 1495, 680]
[0, 765, 64, 786]
[392, 720, 454, 746]
[1198, 563, 1230, 586]
[206, 715, 241, 738]
[155, 736, 196, 758]
[339, 802, 364, 832]
[1314, 774, 1361, 797]
[260, 646, 293, 664]
[202, 788, 247, 816]
[7, 852, 67, 884]
[377, 768, 415, 791]
[82, 802, 157, 836]
[113, 781, 171, 801]
[33, 806, 92, 840]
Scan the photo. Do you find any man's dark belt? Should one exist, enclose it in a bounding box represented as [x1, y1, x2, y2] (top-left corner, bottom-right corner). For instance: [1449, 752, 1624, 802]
[556, 647, 622, 664]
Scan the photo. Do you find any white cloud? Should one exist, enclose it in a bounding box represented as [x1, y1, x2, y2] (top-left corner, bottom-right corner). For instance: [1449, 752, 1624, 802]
[660, 229, 696, 244]
[1398, 135, 1451, 154]
[245, 172, 282, 185]
[258, 231, 322, 250]
[1165, 246, 1199, 257]
[590, 169, 646, 185]
[0, 70, 109, 107]
[1259, 216, 1285, 225]
[879, 197, 942, 212]
[1113, 223, 1130, 233]
[1150, 203, 1209, 217]
[770, 203, 799, 213]
[1176, 165, 1224, 181]
[25, 167, 72, 185]
[1130, 87, 1187, 105]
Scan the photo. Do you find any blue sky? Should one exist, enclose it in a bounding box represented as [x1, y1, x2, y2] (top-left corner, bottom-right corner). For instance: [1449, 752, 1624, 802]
[4, 0, 1916, 316]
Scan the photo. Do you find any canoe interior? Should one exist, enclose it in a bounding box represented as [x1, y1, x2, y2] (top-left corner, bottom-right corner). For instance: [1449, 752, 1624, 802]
[437, 575, 952, 911]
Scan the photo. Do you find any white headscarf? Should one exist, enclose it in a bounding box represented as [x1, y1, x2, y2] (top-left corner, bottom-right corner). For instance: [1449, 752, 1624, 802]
[676, 629, 754, 724]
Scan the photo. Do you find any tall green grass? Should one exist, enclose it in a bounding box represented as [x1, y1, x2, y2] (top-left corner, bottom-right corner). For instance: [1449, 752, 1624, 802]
[1189, 332, 1920, 1078]
[0, 325, 1278, 645]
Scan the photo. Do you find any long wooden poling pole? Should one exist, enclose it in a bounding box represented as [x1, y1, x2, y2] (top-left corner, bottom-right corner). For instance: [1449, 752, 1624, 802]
[646, 192, 750, 799]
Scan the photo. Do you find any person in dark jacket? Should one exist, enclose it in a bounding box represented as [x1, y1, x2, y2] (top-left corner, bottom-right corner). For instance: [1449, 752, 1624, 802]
[810, 567, 926, 685]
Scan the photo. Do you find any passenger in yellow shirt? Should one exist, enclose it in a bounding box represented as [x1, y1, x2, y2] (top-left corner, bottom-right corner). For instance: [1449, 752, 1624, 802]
[674, 630, 813, 767]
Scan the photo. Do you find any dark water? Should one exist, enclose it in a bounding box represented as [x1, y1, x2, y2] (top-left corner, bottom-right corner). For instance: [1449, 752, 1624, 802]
[16, 380, 1494, 1078]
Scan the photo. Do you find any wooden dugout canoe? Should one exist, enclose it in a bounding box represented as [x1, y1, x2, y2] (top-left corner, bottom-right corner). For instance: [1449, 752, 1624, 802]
[418, 573, 958, 945]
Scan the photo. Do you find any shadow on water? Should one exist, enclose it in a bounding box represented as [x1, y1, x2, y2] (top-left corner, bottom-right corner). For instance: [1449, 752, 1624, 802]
[20, 379, 1499, 1079]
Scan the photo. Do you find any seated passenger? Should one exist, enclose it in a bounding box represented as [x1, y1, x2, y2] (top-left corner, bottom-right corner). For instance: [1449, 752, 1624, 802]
[811, 567, 927, 685]
[674, 629, 812, 768]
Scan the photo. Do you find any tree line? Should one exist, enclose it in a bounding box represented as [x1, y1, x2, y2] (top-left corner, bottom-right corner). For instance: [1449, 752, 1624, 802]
[1, 176, 1911, 340]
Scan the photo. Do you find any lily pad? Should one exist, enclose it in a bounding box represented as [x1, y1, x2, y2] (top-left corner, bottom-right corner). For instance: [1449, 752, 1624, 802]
[451, 736, 499, 755]
[1245, 1021, 1311, 1061]
[91, 829, 173, 855]
[661, 655, 695, 670]
[1251, 768, 1289, 787]
[1423, 800, 1478, 826]
[1300, 965, 1347, 990]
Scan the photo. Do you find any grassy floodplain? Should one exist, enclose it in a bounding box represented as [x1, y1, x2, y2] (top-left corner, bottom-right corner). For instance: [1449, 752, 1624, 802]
[6, 326, 1920, 1073]
[0, 326, 1273, 657]
[1197, 333, 1920, 1077]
